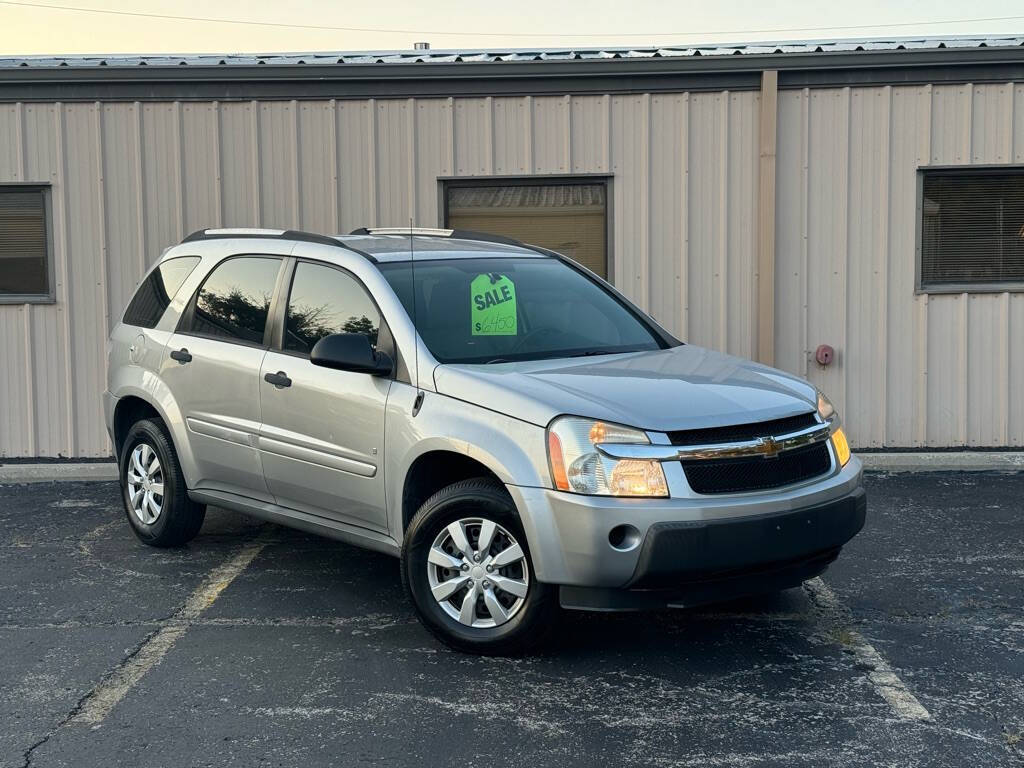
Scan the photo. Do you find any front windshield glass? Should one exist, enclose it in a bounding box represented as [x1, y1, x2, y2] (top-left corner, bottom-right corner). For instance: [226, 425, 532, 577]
[379, 257, 667, 364]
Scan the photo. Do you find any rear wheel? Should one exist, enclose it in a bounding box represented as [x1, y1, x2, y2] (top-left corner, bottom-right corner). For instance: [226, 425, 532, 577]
[119, 418, 206, 548]
[401, 478, 557, 655]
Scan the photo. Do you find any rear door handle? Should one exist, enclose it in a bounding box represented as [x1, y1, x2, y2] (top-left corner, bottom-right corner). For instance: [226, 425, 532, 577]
[264, 371, 292, 388]
[169, 348, 192, 364]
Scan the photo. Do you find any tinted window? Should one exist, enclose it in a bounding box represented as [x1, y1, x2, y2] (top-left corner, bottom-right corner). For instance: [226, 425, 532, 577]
[284, 262, 380, 354]
[921, 169, 1024, 289]
[0, 186, 50, 300]
[380, 257, 664, 364]
[123, 257, 200, 328]
[185, 257, 281, 344]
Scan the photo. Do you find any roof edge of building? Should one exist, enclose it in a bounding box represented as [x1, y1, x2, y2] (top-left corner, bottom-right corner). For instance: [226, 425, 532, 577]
[1, 42, 1023, 102]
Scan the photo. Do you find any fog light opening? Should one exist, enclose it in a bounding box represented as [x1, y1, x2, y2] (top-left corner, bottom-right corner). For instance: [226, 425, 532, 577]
[608, 524, 641, 552]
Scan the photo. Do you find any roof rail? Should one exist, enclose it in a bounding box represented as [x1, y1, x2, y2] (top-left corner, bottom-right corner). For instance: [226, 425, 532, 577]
[348, 227, 525, 248]
[181, 228, 346, 249]
[350, 227, 453, 237]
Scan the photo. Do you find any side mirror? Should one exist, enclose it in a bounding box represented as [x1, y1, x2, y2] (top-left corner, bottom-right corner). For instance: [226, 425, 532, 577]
[310, 333, 393, 377]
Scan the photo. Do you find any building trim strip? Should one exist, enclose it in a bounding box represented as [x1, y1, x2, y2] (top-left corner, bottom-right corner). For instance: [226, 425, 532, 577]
[1, 47, 1023, 102]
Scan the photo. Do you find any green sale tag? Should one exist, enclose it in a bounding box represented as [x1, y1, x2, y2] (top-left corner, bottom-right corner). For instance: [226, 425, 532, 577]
[470, 273, 517, 336]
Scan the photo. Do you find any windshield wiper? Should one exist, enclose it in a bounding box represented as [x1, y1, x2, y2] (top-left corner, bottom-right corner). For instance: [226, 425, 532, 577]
[566, 348, 636, 358]
[484, 358, 514, 364]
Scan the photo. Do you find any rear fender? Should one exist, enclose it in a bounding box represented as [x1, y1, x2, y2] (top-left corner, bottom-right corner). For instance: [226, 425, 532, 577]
[108, 344, 197, 487]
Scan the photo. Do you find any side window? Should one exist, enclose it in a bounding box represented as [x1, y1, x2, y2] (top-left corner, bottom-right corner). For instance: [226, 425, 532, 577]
[123, 256, 200, 329]
[283, 262, 380, 355]
[0, 185, 52, 303]
[184, 256, 282, 344]
[920, 168, 1024, 291]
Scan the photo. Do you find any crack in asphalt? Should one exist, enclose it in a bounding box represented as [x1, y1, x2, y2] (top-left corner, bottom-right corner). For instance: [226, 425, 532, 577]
[17, 529, 272, 766]
[19, 626, 160, 768]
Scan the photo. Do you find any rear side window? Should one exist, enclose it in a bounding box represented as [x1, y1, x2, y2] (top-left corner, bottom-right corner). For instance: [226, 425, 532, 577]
[283, 261, 380, 354]
[123, 256, 200, 328]
[183, 256, 282, 345]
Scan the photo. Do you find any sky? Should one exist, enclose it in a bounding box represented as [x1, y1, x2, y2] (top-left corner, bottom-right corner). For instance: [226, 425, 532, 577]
[1, 0, 1024, 55]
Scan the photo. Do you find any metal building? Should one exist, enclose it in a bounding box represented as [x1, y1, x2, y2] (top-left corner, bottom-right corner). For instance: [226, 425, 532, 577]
[1, 37, 1023, 457]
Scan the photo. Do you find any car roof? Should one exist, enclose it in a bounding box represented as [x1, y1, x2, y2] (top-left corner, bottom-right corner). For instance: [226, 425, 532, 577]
[334, 234, 545, 263]
[174, 228, 550, 264]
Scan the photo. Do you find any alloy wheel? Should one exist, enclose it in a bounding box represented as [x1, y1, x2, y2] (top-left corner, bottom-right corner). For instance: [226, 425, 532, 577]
[426, 517, 530, 628]
[126, 442, 164, 525]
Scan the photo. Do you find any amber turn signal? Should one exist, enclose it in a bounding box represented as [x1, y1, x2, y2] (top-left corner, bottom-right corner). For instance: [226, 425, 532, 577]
[831, 427, 851, 467]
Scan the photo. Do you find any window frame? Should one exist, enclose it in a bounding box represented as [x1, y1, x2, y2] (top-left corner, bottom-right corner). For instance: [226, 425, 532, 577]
[175, 254, 288, 349]
[439, 174, 614, 282]
[268, 257, 397, 372]
[269, 257, 387, 360]
[916, 165, 1024, 294]
[0, 183, 55, 304]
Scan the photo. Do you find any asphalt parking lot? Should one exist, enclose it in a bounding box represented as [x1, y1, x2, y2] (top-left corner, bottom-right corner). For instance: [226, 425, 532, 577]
[1, 472, 1021, 768]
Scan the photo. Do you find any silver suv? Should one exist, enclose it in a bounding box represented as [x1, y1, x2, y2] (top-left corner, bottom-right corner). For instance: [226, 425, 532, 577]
[105, 227, 865, 654]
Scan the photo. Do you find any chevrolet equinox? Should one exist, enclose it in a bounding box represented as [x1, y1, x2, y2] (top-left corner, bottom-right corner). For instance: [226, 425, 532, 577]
[105, 227, 866, 654]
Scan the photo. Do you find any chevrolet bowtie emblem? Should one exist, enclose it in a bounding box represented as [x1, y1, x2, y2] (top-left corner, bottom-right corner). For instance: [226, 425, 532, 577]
[758, 436, 781, 458]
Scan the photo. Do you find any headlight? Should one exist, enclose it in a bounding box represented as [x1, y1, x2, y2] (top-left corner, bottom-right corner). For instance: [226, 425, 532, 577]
[817, 391, 851, 467]
[546, 416, 668, 497]
[817, 391, 836, 422]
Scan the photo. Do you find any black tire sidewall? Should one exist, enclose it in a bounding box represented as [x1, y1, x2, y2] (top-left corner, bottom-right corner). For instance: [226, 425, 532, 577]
[119, 420, 183, 545]
[402, 480, 555, 653]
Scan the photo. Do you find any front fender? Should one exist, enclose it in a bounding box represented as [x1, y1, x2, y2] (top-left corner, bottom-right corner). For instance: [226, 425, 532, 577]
[384, 383, 550, 537]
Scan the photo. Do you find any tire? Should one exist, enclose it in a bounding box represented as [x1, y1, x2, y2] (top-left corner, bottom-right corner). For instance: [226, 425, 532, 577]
[119, 418, 206, 548]
[401, 478, 557, 656]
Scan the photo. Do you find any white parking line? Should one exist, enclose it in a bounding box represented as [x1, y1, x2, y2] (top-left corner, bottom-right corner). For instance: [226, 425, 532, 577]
[70, 536, 269, 725]
[804, 578, 932, 722]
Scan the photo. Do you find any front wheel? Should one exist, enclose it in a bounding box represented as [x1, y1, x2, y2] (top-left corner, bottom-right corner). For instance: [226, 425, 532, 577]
[401, 478, 557, 655]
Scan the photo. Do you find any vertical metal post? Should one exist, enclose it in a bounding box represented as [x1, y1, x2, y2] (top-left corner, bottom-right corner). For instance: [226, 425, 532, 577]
[757, 70, 778, 366]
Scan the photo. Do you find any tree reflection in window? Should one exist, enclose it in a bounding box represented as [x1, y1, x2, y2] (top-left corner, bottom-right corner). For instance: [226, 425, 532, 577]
[188, 257, 281, 343]
[284, 262, 380, 354]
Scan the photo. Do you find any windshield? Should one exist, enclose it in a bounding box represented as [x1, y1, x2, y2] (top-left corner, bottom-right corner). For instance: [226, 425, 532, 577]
[379, 257, 669, 364]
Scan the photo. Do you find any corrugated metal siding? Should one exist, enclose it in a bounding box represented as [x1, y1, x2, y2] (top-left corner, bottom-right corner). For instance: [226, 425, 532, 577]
[0, 85, 1021, 456]
[776, 82, 1024, 448]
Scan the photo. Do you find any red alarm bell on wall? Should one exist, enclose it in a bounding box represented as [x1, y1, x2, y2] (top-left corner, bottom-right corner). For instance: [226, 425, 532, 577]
[815, 344, 834, 366]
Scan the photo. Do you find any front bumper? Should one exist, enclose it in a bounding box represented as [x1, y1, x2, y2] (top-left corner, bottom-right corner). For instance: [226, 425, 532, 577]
[507, 455, 864, 596]
[560, 488, 865, 610]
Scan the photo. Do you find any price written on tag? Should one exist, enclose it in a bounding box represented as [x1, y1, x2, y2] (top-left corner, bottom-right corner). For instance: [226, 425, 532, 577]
[470, 273, 517, 336]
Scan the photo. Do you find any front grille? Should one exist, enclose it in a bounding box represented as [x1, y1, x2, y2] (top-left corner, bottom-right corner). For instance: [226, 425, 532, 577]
[682, 441, 832, 494]
[667, 412, 817, 446]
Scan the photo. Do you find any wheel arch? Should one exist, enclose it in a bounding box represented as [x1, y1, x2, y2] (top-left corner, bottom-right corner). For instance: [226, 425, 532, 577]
[399, 450, 505, 533]
[112, 395, 163, 457]
[108, 375, 197, 487]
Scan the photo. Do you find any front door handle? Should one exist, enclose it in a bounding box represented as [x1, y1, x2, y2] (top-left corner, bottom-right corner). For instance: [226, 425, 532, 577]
[264, 371, 292, 388]
[169, 348, 192, 364]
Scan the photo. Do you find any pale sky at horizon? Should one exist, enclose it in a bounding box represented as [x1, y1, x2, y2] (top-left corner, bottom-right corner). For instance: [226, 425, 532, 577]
[2, 0, 1024, 56]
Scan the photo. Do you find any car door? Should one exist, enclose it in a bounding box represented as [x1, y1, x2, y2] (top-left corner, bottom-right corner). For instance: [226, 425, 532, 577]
[258, 259, 392, 532]
[161, 255, 286, 501]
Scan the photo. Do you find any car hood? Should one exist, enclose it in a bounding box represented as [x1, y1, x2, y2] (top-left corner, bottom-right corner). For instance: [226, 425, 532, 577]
[432, 345, 818, 432]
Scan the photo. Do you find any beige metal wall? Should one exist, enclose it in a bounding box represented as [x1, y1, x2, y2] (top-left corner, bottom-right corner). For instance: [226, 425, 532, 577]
[0, 85, 1020, 456]
[776, 83, 1024, 448]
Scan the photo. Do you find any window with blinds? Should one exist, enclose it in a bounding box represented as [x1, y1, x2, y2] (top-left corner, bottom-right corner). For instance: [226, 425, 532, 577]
[0, 186, 51, 301]
[444, 180, 609, 279]
[920, 169, 1024, 291]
